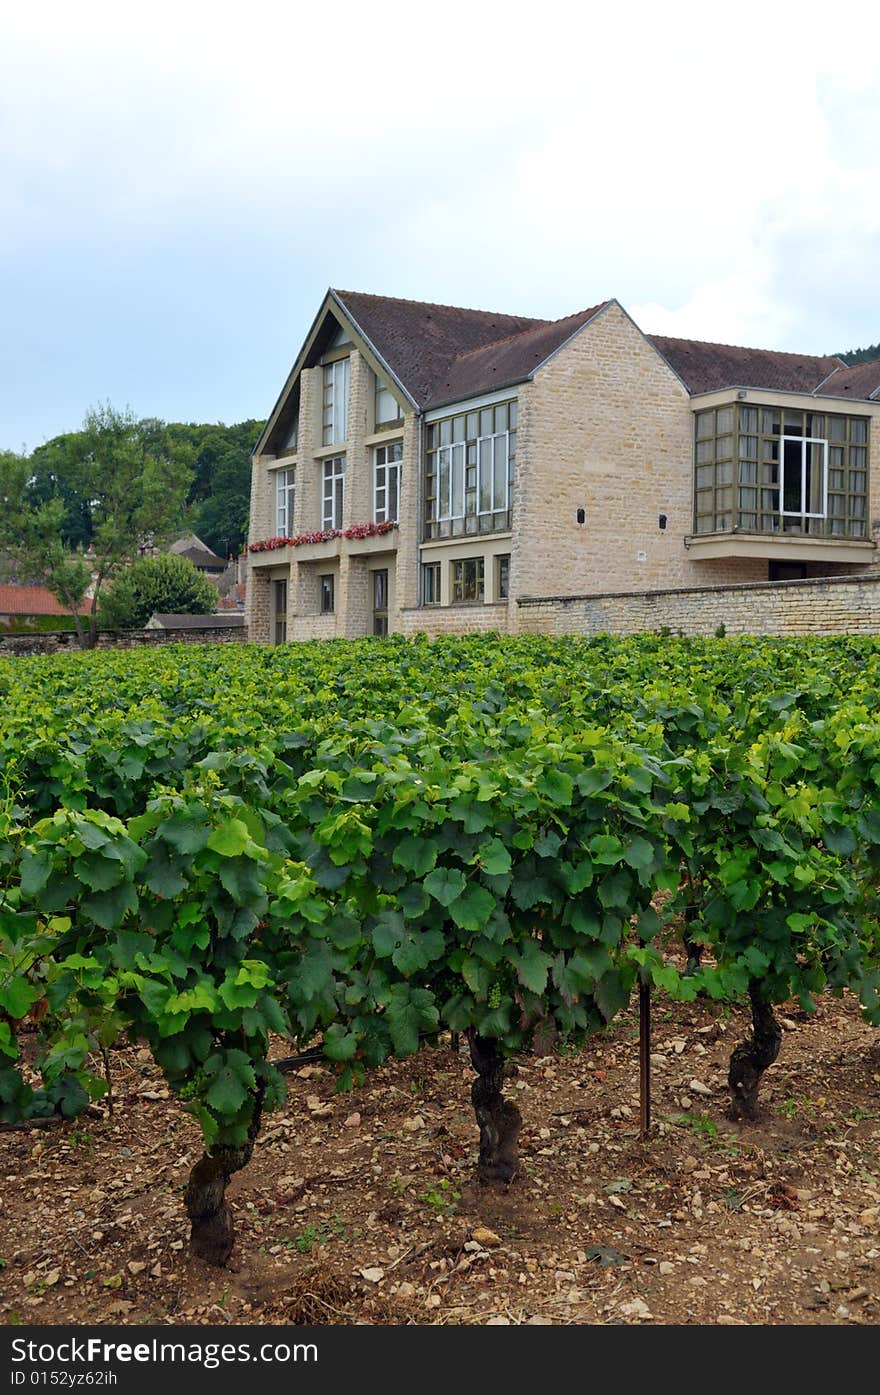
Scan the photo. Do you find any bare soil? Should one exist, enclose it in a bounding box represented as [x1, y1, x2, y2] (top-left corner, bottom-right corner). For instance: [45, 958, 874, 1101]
[2, 991, 879, 1327]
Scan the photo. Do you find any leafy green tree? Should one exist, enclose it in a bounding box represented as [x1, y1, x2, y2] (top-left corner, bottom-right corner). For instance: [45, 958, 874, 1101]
[0, 405, 192, 645]
[0, 448, 92, 638]
[100, 552, 218, 630]
[835, 342, 880, 365]
[168, 418, 262, 556]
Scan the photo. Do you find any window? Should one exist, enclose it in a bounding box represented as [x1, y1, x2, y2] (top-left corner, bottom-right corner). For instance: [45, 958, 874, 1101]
[693, 406, 868, 539]
[322, 456, 345, 529]
[422, 561, 441, 605]
[451, 557, 484, 603]
[273, 579, 287, 644]
[319, 574, 335, 613]
[780, 434, 827, 525]
[322, 358, 350, 445]
[372, 568, 389, 636]
[496, 554, 510, 600]
[282, 415, 298, 453]
[375, 375, 401, 427]
[424, 399, 516, 539]
[374, 442, 402, 523]
[275, 467, 295, 536]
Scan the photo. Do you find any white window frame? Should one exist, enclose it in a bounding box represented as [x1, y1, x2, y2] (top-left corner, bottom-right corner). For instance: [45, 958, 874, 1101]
[374, 443, 401, 523]
[275, 467, 296, 536]
[375, 376, 401, 427]
[780, 436, 829, 520]
[322, 456, 345, 530]
[322, 358, 350, 445]
[476, 429, 510, 519]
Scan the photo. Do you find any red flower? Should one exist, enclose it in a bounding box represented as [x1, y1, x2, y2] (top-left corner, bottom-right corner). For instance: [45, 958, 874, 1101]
[248, 522, 398, 553]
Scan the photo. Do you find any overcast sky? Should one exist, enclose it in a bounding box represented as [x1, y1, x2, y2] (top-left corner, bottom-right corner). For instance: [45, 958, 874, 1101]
[2, 0, 879, 451]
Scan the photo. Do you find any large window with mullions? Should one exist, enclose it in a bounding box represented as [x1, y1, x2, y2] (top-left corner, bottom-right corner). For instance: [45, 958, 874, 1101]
[694, 405, 868, 538]
[424, 400, 517, 539]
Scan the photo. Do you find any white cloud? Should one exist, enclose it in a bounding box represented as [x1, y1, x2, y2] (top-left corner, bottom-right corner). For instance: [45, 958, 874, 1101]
[1, 0, 879, 443]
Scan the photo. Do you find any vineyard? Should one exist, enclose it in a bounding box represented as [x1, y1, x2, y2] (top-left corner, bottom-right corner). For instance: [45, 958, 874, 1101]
[2, 634, 880, 1321]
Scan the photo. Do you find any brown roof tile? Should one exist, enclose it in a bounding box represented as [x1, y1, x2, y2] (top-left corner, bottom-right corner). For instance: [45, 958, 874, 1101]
[426, 304, 609, 407]
[329, 290, 880, 407]
[175, 546, 226, 571]
[816, 358, 880, 401]
[648, 335, 844, 395]
[334, 290, 549, 406]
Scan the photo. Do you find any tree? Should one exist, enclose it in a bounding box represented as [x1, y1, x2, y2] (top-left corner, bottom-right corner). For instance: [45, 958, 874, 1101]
[835, 342, 880, 366]
[0, 405, 192, 645]
[100, 552, 218, 630]
[168, 418, 263, 556]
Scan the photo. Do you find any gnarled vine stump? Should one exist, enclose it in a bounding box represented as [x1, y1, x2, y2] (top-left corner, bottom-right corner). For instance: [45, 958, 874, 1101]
[184, 1087, 264, 1266]
[728, 983, 781, 1121]
[467, 1030, 521, 1184]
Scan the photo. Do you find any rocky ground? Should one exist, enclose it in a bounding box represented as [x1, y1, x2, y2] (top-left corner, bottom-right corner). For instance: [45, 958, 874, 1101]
[2, 989, 879, 1327]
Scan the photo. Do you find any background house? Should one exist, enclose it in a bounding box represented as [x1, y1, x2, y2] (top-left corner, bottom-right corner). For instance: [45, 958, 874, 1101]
[0, 583, 83, 630]
[167, 534, 227, 579]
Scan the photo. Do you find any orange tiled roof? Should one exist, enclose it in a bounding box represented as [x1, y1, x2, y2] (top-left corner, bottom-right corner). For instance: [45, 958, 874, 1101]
[0, 584, 82, 616]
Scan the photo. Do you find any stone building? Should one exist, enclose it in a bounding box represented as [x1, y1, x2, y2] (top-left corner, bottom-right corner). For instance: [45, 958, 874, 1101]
[246, 290, 880, 643]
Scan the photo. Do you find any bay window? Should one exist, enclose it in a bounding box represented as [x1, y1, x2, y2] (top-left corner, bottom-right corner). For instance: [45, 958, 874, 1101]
[694, 405, 868, 538]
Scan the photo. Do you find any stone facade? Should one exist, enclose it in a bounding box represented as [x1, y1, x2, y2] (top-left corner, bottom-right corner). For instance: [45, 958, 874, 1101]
[518, 571, 880, 637]
[247, 293, 880, 645]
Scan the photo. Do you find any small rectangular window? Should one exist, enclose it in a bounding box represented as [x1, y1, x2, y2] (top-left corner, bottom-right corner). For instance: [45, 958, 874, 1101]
[319, 574, 335, 613]
[451, 557, 485, 603]
[496, 554, 510, 600]
[273, 579, 288, 644]
[422, 562, 441, 605]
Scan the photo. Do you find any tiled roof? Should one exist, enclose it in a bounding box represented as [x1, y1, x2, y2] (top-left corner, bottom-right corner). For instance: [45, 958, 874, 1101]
[426, 304, 609, 407]
[334, 290, 607, 408]
[328, 290, 880, 406]
[0, 584, 80, 616]
[816, 358, 880, 401]
[648, 336, 845, 396]
[174, 546, 225, 571]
